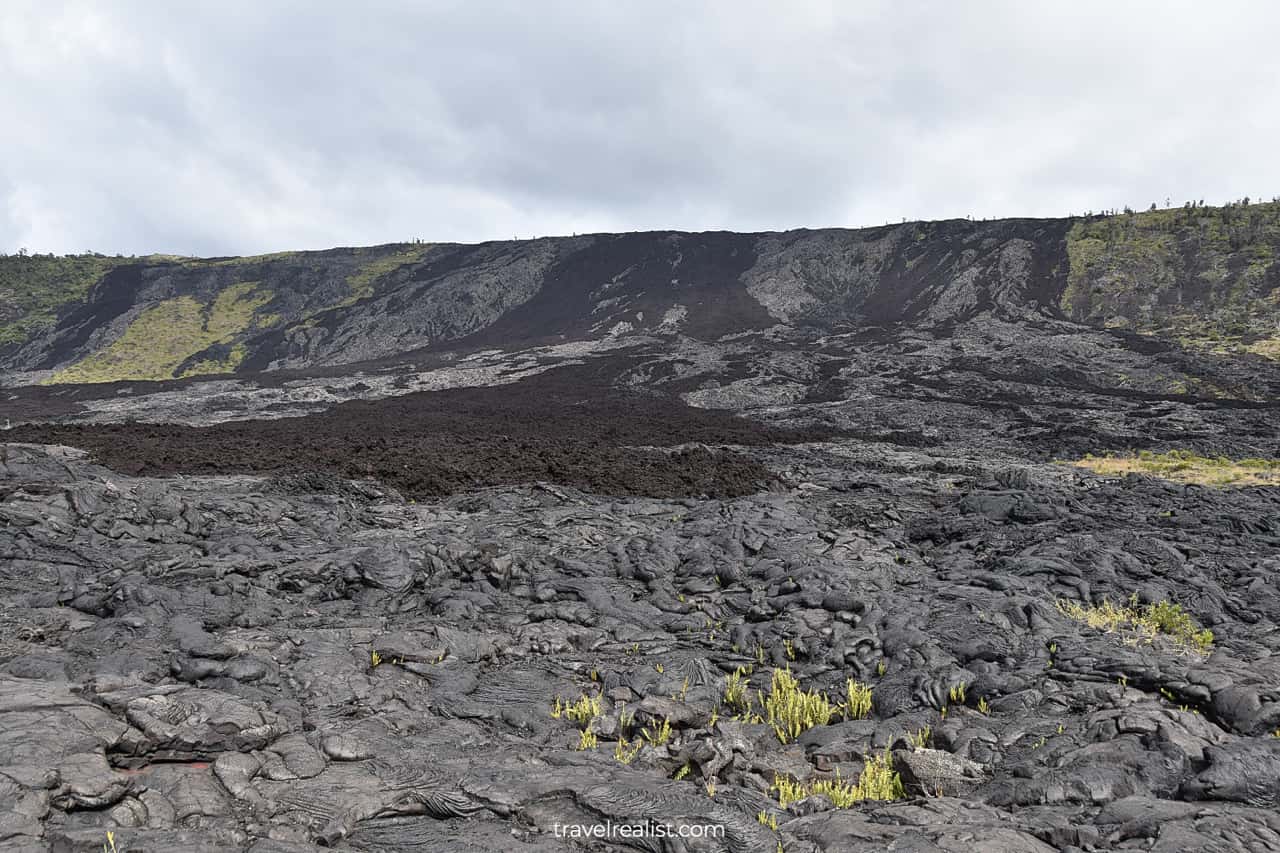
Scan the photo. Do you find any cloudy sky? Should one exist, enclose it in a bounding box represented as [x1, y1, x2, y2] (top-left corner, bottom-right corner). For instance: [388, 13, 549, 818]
[2, 1, 1278, 256]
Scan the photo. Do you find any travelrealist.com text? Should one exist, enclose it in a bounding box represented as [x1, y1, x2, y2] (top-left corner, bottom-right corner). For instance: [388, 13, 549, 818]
[552, 820, 726, 840]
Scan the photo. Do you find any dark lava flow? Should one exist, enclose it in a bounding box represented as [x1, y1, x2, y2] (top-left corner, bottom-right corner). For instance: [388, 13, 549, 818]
[5, 367, 830, 499]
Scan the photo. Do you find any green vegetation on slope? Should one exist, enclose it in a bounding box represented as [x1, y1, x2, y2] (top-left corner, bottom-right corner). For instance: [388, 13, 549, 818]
[342, 243, 433, 305]
[151, 244, 430, 305]
[276, 243, 432, 330]
[1062, 200, 1280, 358]
[180, 343, 250, 378]
[48, 282, 274, 383]
[24, 243, 434, 383]
[0, 254, 126, 347]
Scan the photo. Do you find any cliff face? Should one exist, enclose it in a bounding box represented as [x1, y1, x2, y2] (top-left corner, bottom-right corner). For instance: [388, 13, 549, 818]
[1060, 201, 1280, 359]
[2, 201, 1278, 385]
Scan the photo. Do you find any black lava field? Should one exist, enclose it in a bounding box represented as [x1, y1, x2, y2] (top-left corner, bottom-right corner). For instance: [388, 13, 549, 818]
[3, 217, 1280, 852]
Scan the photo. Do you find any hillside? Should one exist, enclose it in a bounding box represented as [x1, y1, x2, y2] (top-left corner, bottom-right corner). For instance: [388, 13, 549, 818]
[1062, 200, 1280, 358]
[3, 201, 1276, 386]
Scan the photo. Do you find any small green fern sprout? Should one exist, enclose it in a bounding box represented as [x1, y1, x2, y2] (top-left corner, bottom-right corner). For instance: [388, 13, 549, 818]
[844, 679, 873, 720]
[762, 667, 836, 743]
[566, 694, 602, 727]
[771, 749, 905, 808]
[906, 725, 931, 750]
[848, 749, 906, 801]
[614, 736, 642, 764]
[724, 666, 751, 714]
[673, 763, 691, 781]
[643, 716, 673, 746]
[771, 774, 809, 808]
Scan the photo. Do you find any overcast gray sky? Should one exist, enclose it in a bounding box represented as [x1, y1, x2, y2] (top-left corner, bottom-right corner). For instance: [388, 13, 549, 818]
[2, 1, 1278, 256]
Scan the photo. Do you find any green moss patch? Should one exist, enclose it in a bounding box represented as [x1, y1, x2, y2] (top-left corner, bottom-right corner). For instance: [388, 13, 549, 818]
[180, 343, 249, 378]
[343, 244, 432, 305]
[0, 254, 127, 347]
[48, 282, 274, 383]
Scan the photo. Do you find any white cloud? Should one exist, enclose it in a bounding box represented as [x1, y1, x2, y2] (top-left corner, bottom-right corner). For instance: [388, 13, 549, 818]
[1, 0, 1277, 255]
